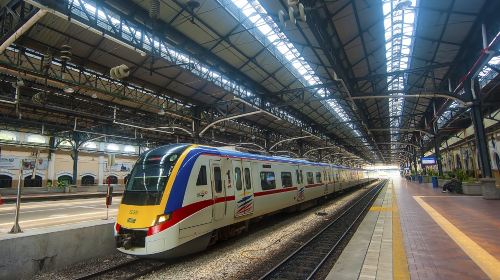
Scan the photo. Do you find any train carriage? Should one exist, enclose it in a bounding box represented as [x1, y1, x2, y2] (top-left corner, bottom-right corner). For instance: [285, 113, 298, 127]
[115, 144, 375, 258]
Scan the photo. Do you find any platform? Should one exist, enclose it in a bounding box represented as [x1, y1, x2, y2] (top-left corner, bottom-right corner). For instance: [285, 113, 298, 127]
[327, 178, 500, 280]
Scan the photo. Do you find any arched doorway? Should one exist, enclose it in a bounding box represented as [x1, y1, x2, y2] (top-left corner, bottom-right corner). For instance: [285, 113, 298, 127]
[0, 175, 12, 188]
[58, 175, 73, 187]
[107, 175, 118, 184]
[24, 175, 42, 188]
[81, 175, 95, 186]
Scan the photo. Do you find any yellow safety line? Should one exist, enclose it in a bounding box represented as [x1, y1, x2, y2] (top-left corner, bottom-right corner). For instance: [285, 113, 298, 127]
[392, 183, 410, 280]
[369, 206, 392, 211]
[414, 196, 500, 280]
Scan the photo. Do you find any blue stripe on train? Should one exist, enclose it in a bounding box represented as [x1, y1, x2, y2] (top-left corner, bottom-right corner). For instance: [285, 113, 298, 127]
[164, 145, 365, 213]
[165, 147, 219, 213]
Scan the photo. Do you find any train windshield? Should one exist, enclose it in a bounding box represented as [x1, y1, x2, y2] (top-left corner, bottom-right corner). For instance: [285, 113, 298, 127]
[122, 145, 188, 205]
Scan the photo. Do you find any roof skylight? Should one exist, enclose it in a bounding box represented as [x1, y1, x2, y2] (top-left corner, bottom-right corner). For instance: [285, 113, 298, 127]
[68, 0, 309, 131]
[220, 0, 371, 150]
[382, 0, 418, 158]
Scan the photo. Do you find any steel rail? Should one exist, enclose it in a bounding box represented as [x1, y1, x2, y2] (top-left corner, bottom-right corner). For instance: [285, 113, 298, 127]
[259, 180, 387, 280]
[75, 258, 165, 280]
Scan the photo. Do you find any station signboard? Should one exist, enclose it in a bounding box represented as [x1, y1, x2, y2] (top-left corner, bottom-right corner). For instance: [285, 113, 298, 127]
[421, 156, 436, 165]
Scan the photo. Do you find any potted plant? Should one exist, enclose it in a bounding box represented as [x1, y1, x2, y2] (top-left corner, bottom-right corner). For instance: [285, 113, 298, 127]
[457, 169, 481, 195]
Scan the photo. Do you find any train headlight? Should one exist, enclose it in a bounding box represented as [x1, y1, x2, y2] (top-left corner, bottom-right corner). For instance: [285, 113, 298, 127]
[154, 214, 171, 225]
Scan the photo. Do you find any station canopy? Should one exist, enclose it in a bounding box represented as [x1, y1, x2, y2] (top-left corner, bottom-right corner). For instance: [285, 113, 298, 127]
[0, 0, 498, 165]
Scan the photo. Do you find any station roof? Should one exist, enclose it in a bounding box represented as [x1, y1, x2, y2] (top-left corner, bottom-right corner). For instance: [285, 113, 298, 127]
[0, 0, 498, 165]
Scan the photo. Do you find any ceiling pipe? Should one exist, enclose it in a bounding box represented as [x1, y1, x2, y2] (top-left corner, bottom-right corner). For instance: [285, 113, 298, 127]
[113, 108, 174, 135]
[198, 110, 263, 137]
[351, 94, 471, 107]
[269, 135, 313, 150]
[0, 9, 47, 53]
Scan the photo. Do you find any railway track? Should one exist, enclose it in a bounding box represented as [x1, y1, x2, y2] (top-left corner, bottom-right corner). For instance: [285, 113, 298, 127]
[259, 180, 387, 280]
[75, 258, 166, 280]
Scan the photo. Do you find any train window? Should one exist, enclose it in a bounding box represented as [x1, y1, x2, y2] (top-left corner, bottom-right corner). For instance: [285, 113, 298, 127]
[300, 170, 303, 184]
[244, 168, 252, 190]
[316, 172, 322, 183]
[235, 167, 242, 190]
[260, 171, 276, 190]
[281, 172, 293, 188]
[306, 172, 314, 184]
[196, 165, 207, 186]
[214, 167, 222, 193]
[295, 170, 300, 184]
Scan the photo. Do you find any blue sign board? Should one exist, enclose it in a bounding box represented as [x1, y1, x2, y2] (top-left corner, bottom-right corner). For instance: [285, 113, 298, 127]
[421, 156, 436, 165]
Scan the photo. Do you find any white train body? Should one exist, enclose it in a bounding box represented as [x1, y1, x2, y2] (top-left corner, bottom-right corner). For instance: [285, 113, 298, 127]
[115, 144, 376, 258]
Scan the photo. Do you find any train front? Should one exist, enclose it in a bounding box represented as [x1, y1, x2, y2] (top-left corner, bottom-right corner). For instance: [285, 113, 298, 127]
[114, 144, 190, 257]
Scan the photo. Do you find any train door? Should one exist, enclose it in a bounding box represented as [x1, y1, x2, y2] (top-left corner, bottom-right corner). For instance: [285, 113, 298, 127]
[323, 168, 328, 195]
[296, 165, 305, 202]
[210, 160, 225, 221]
[234, 160, 254, 217]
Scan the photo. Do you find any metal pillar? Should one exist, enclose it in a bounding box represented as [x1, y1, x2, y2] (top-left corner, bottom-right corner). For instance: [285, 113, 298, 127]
[298, 140, 305, 158]
[191, 107, 201, 144]
[412, 149, 418, 173]
[264, 131, 271, 153]
[466, 78, 492, 177]
[433, 123, 443, 176]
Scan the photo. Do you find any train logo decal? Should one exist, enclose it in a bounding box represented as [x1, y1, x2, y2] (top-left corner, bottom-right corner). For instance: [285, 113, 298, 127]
[297, 187, 305, 201]
[236, 195, 253, 216]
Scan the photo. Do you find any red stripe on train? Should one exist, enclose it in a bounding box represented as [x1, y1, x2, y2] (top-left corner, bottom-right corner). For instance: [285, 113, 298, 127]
[147, 196, 235, 236]
[305, 183, 324, 188]
[254, 187, 297, 196]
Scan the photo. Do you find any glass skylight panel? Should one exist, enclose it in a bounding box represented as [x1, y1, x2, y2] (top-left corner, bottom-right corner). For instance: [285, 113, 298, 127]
[478, 54, 500, 88]
[382, 0, 418, 158]
[220, 0, 370, 147]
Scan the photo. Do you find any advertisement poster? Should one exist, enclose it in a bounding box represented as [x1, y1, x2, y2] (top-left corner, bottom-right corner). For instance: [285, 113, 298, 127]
[489, 134, 500, 171]
[0, 157, 20, 169]
[21, 158, 48, 170]
[107, 162, 133, 172]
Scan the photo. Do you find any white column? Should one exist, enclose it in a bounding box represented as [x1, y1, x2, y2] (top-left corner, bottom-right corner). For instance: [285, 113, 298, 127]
[98, 142, 106, 186]
[48, 152, 56, 182]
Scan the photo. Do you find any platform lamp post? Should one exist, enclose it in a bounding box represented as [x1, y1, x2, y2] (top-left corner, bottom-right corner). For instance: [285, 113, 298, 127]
[10, 150, 40, 233]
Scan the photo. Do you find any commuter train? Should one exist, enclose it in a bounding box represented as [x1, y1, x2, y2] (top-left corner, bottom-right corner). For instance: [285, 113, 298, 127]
[114, 144, 376, 258]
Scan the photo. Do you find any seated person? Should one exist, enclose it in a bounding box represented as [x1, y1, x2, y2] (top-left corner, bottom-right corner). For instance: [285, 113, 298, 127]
[442, 174, 462, 193]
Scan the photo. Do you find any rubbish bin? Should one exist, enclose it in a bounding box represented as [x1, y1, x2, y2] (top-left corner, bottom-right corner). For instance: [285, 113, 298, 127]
[431, 176, 438, 188]
[418, 175, 423, 184]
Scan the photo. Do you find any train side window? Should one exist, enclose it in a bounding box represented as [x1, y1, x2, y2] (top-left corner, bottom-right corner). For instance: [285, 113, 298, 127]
[244, 168, 252, 190]
[235, 167, 242, 190]
[306, 172, 314, 184]
[316, 172, 322, 183]
[295, 170, 300, 184]
[281, 172, 293, 188]
[260, 171, 276, 190]
[300, 170, 304, 184]
[213, 167, 222, 193]
[196, 165, 207, 186]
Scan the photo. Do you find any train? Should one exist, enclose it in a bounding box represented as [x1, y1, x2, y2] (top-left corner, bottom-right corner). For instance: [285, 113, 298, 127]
[114, 144, 377, 258]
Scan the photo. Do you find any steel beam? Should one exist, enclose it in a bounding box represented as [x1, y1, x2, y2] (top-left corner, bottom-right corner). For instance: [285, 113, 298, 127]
[467, 78, 492, 177]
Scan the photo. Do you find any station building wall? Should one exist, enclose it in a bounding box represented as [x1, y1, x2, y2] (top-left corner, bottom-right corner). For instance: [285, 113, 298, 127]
[423, 111, 500, 181]
[0, 141, 138, 189]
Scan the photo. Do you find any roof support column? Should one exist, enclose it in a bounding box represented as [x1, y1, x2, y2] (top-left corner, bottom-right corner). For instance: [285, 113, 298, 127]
[412, 147, 418, 174]
[70, 132, 82, 186]
[433, 123, 443, 176]
[298, 140, 304, 158]
[192, 107, 201, 144]
[466, 78, 492, 177]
